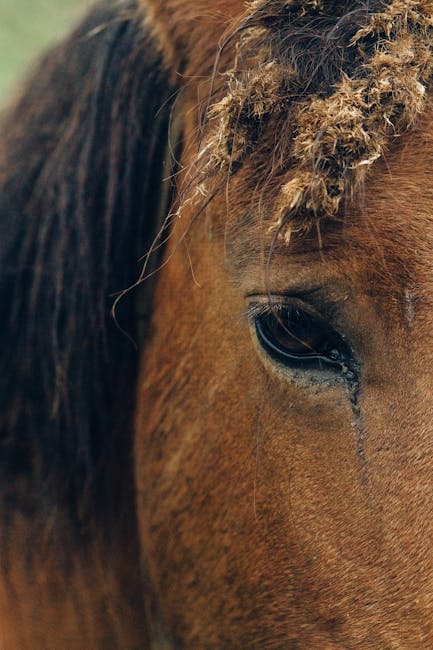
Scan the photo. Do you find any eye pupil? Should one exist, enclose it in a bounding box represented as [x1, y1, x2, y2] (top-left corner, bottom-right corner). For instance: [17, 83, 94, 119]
[254, 304, 357, 380]
[266, 309, 325, 355]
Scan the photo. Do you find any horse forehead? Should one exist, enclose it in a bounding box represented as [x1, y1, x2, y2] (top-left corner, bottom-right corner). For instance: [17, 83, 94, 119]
[222, 111, 433, 292]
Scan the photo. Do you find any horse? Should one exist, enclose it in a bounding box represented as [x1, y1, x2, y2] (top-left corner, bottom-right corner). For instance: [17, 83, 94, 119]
[2, 0, 433, 646]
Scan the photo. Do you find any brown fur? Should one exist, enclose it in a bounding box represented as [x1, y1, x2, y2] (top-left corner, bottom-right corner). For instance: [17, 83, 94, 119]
[143, 0, 244, 74]
[137, 1, 433, 646]
[138, 108, 433, 648]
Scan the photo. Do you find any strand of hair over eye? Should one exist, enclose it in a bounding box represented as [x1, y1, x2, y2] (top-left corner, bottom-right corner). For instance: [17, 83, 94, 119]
[201, 0, 433, 240]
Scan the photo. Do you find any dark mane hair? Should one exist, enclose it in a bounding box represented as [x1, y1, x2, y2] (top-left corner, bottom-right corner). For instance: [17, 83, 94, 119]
[0, 0, 176, 540]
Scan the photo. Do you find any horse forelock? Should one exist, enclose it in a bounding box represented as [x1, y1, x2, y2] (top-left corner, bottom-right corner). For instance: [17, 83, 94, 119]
[193, 0, 433, 240]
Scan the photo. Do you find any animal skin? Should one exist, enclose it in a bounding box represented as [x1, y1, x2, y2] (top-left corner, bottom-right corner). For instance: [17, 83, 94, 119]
[2, 0, 433, 647]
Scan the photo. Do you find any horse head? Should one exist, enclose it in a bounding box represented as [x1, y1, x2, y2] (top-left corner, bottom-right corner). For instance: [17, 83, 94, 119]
[2, 0, 433, 647]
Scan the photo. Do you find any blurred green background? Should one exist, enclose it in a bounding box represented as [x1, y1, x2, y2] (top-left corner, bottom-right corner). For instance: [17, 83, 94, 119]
[0, 0, 92, 101]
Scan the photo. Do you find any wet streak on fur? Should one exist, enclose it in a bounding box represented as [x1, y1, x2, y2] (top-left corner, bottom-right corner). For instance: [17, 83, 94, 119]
[0, 0, 176, 543]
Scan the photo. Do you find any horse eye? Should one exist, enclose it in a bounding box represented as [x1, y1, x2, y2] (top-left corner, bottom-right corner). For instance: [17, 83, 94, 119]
[253, 304, 357, 380]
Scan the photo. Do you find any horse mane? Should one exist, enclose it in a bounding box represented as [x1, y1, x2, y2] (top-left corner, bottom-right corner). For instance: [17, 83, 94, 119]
[0, 0, 177, 542]
[200, 0, 433, 238]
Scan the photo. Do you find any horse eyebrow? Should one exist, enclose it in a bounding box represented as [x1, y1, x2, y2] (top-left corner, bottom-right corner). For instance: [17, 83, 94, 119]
[195, 0, 433, 241]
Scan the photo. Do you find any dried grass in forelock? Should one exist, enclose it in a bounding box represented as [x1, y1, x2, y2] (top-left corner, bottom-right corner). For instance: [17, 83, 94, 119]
[199, 0, 433, 241]
[207, 60, 287, 164]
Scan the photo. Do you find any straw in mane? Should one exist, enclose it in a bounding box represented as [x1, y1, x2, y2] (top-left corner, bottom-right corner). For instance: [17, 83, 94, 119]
[200, 0, 433, 240]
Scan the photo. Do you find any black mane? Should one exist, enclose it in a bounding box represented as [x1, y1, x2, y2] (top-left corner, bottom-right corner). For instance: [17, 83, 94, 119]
[0, 0, 175, 538]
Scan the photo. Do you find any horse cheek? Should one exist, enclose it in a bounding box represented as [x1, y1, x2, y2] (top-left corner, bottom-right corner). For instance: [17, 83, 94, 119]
[133, 204, 359, 645]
